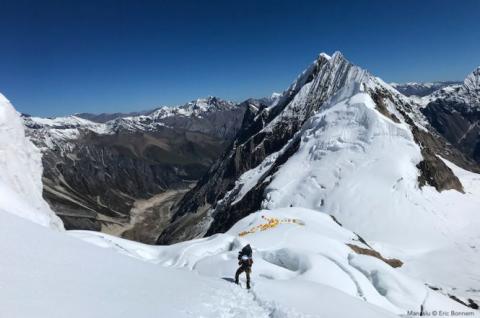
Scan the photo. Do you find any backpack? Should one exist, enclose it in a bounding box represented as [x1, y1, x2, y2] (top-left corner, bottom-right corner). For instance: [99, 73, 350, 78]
[238, 244, 252, 260]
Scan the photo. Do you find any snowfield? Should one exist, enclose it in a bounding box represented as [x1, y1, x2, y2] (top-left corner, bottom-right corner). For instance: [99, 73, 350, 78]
[73, 208, 477, 317]
[0, 209, 276, 318]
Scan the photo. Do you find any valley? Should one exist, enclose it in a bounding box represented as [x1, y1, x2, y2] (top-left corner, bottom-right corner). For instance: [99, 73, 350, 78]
[103, 184, 194, 244]
[23, 97, 249, 234]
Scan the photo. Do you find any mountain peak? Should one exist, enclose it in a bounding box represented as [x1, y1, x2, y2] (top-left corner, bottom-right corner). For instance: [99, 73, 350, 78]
[317, 51, 346, 65]
[463, 66, 480, 92]
[318, 52, 331, 61]
[331, 50, 344, 60]
[0, 92, 10, 104]
[270, 92, 282, 99]
[187, 96, 236, 111]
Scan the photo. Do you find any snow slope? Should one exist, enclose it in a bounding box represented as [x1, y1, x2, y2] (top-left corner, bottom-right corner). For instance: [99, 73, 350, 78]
[256, 74, 480, 303]
[73, 208, 475, 317]
[0, 209, 277, 318]
[0, 94, 63, 230]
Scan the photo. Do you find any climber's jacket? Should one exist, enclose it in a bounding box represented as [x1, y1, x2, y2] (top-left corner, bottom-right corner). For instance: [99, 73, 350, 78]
[238, 244, 253, 267]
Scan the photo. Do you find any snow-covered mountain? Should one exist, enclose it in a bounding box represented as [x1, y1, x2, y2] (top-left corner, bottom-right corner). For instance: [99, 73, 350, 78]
[412, 69, 479, 108]
[420, 67, 480, 163]
[22, 96, 247, 239]
[161, 52, 476, 242]
[24, 96, 241, 144]
[76, 96, 240, 125]
[76, 109, 154, 123]
[158, 52, 480, 308]
[391, 81, 461, 97]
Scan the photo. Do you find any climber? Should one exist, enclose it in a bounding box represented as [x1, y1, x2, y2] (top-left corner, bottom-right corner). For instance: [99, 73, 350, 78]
[235, 244, 253, 289]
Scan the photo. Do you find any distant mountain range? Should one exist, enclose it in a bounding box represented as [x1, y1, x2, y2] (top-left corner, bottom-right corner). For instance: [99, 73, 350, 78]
[75, 110, 154, 123]
[390, 81, 462, 97]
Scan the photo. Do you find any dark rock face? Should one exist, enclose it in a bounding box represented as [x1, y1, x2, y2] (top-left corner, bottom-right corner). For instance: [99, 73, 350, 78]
[420, 67, 480, 166]
[24, 98, 246, 232]
[417, 149, 464, 193]
[40, 128, 229, 230]
[422, 100, 480, 164]
[204, 137, 301, 236]
[369, 89, 401, 123]
[155, 105, 244, 140]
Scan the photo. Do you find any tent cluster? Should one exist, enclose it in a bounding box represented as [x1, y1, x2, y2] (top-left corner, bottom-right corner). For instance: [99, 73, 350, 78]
[238, 215, 304, 237]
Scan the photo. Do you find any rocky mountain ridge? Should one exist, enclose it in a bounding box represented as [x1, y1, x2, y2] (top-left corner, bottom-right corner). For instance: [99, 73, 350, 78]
[23, 97, 246, 238]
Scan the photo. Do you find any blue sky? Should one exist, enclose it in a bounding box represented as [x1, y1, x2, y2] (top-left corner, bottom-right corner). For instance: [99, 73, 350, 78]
[1, 0, 479, 117]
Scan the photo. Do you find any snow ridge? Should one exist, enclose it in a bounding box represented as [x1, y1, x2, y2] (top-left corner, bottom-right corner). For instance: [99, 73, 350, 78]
[73, 208, 476, 317]
[150, 96, 236, 119]
[0, 94, 64, 230]
[23, 96, 238, 151]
